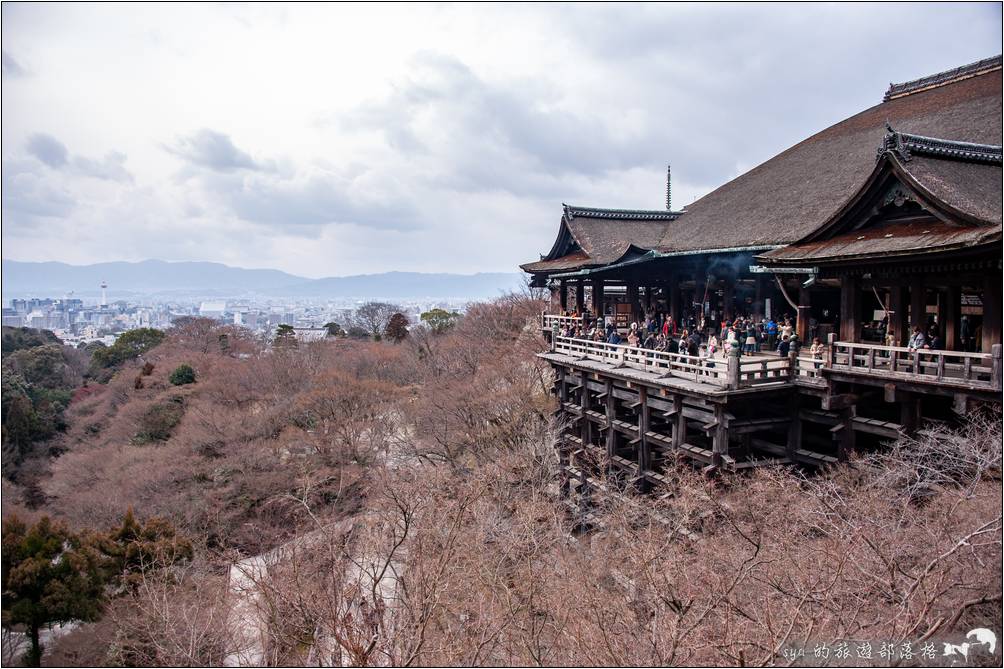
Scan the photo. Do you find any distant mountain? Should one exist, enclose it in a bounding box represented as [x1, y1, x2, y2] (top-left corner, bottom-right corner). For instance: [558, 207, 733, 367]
[1, 260, 527, 300]
[1, 260, 307, 296]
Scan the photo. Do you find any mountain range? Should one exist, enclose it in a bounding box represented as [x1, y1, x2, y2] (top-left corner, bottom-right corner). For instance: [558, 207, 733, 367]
[1, 259, 527, 300]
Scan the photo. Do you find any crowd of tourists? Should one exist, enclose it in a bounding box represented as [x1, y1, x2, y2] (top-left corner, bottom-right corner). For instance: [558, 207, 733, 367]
[554, 310, 828, 360]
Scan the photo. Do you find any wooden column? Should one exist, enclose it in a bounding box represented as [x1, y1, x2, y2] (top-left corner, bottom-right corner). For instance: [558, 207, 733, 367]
[900, 393, 921, 435]
[797, 286, 811, 343]
[889, 284, 909, 347]
[626, 283, 640, 323]
[591, 280, 604, 319]
[604, 379, 616, 465]
[944, 286, 959, 350]
[982, 270, 1002, 353]
[574, 282, 585, 314]
[786, 393, 801, 459]
[644, 287, 653, 314]
[670, 274, 681, 329]
[580, 370, 591, 446]
[638, 387, 651, 477]
[559, 280, 568, 312]
[910, 276, 926, 331]
[753, 275, 764, 318]
[672, 394, 685, 450]
[723, 282, 734, 322]
[711, 403, 729, 468]
[839, 275, 859, 342]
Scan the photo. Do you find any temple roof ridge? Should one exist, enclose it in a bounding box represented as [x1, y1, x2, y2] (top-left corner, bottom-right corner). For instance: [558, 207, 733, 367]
[884, 55, 1002, 102]
[562, 203, 684, 221]
[880, 126, 1003, 164]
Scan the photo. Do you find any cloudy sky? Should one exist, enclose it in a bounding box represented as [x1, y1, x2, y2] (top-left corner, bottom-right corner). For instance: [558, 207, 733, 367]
[2, 3, 1001, 278]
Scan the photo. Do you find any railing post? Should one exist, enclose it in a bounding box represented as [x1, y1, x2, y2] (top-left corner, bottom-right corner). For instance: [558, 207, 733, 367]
[827, 333, 836, 368]
[788, 349, 797, 381]
[728, 347, 741, 390]
[992, 344, 1002, 390]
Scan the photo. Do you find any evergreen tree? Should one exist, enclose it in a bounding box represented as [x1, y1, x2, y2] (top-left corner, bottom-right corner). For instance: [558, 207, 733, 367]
[1, 516, 106, 666]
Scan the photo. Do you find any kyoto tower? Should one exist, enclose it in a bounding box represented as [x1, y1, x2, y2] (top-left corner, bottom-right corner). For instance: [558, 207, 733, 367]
[100, 280, 108, 308]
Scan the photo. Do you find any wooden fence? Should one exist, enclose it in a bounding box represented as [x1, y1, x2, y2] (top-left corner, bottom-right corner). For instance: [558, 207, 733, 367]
[550, 333, 1002, 393]
[828, 337, 1001, 391]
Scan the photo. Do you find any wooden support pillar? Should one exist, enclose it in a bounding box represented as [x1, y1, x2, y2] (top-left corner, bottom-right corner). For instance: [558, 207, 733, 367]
[900, 393, 921, 434]
[839, 275, 859, 342]
[723, 282, 734, 322]
[889, 284, 909, 347]
[559, 280, 568, 312]
[711, 404, 728, 468]
[638, 387, 651, 485]
[644, 286, 654, 314]
[574, 282, 585, 314]
[944, 286, 959, 350]
[982, 270, 1002, 353]
[753, 275, 765, 318]
[836, 406, 855, 460]
[604, 379, 616, 467]
[670, 274, 681, 330]
[786, 393, 801, 459]
[910, 276, 926, 331]
[626, 283, 640, 323]
[591, 280, 604, 319]
[797, 286, 811, 343]
[672, 394, 685, 450]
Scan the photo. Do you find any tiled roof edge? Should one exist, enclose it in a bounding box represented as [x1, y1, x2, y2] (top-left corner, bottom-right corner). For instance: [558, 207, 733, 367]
[880, 128, 1003, 165]
[884, 55, 1002, 102]
[562, 203, 684, 221]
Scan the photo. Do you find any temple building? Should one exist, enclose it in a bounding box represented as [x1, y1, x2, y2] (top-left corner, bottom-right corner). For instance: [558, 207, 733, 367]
[521, 56, 1002, 496]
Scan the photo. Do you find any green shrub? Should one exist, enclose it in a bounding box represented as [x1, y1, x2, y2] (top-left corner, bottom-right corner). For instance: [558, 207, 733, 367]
[169, 364, 196, 386]
[132, 397, 185, 444]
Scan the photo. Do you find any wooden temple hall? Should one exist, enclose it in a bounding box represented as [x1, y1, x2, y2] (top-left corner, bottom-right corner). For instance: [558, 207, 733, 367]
[520, 56, 1002, 486]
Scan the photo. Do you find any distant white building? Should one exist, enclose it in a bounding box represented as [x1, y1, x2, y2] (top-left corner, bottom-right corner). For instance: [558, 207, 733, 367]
[292, 327, 328, 342]
[199, 301, 227, 317]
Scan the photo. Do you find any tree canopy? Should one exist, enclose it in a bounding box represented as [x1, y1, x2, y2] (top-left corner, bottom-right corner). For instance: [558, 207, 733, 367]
[420, 308, 461, 335]
[89, 328, 166, 378]
[1, 516, 106, 666]
[1, 327, 61, 355]
[384, 313, 410, 343]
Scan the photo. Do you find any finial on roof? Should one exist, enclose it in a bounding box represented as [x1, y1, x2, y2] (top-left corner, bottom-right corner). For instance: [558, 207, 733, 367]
[885, 121, 895, 133]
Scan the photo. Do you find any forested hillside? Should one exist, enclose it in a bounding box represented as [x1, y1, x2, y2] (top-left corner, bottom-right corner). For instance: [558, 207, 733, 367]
[1, 297, 1001, 667]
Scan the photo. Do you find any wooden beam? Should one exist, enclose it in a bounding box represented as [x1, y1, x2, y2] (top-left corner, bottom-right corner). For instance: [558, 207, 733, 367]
[910, 276, 926, 331]
[840, 275, 859, 342]
[888, 285, 909, 347]
[591, 279, 604, 319]
[982, 269, 1002, 353]
[797, 285, 811, 343]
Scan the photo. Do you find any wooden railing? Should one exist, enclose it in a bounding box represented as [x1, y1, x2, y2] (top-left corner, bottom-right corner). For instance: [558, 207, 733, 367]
[828, 338, 1002, 391]
[793, 355, 827, 385]
[552, 337, 792, 390]
[541, 313, 587, 331]
[549, 334, 1002, 394]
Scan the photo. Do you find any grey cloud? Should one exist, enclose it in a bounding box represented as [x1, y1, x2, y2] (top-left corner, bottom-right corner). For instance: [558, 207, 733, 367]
[1, 51, 27, 78]
[338, 52, 734, 199]
[167, 129, 261, 172]
[72, 151, 133, 182]
[1, 159, 76, 222]
[26, 133, 69, 168]
[198, 170, 422, 236]
[25, 132, 134, 182]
